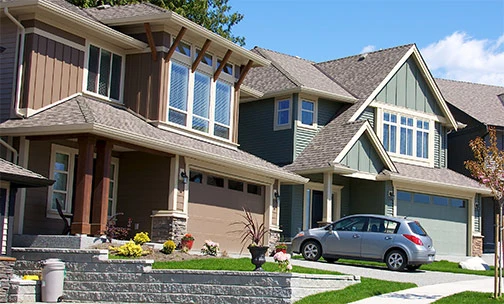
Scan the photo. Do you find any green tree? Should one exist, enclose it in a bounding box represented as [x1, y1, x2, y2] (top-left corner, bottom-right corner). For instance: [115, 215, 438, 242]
[66, 0, 245, 46]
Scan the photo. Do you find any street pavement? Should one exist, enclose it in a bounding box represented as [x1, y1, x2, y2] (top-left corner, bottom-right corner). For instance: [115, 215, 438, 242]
[290, 255, 495, 304]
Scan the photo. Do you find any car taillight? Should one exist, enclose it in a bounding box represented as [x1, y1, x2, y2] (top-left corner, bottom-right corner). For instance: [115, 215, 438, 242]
[403, 234, 423, 246]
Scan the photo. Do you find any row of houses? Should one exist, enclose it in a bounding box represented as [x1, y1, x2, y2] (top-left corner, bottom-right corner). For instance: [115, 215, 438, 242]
[0, 0, 502, 256]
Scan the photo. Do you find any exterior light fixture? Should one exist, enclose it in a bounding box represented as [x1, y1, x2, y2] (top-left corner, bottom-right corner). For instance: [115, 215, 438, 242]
[180, 171, 188, 184]
[274, 189, 280, 208]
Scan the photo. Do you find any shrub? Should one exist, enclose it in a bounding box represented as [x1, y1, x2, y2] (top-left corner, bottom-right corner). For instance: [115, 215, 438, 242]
[181, 233, 194, 241]
[133, 232, 150, 245]
[273, 251, 292, 273]
[101, 213, 132, 242]
[111, 241, 143, 258]
[161, 240, 176, 254]
[201, 240, 219, 256]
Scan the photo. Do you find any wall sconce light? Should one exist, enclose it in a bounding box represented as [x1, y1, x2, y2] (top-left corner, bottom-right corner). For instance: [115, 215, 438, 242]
[180, 170, 188, 184]
[388, 190, 395, 198]
[475, 201, 480, 212]
[274, 189, 280, 208]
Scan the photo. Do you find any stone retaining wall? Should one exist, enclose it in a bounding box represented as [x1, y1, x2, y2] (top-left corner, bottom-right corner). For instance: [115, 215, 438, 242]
[0, 257, 16, 302]
[10, 248, 360, 303]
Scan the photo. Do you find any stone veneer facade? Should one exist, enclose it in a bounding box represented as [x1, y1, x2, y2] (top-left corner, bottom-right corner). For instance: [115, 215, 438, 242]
[151, 215, 187, 243]
[472, 235, 484, 257]
[0, 257, 16, 302]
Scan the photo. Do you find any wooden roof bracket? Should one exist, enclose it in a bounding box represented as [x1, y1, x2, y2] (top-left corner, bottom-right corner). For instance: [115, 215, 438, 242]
[234, 60, 253, 90]
[165, 26, 187, 61]
[213, 49, 232, 81]
[192, 39, 212, 72]
[144, 23, 157, 61]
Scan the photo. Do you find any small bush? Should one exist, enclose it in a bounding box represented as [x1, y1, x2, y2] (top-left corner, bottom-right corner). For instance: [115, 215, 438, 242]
[201, 240, 219, 256]
[161, 240, 176, 254]
[133, 232, 150, 245]
[111, 241, 143, 257]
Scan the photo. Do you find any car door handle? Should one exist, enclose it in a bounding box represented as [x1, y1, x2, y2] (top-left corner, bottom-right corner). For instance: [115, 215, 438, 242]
[385, 236, 393, 240]
[353, 234, 360, 238]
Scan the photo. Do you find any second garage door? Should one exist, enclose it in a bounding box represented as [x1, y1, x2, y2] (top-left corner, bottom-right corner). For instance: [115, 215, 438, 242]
[187, 171, 265, 253]
[396, 191, 467, 256]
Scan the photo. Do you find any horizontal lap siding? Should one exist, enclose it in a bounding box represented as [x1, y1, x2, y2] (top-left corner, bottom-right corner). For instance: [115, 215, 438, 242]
[22, 33, 84, 111]
[0, 18, 17, 122]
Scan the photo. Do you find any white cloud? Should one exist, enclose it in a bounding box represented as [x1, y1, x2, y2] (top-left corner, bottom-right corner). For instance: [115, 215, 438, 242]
[420, 32, 504, 86]
[360, 45, 376, 54]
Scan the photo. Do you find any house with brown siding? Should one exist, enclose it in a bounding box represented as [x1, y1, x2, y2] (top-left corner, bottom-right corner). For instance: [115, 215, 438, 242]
[0, 0, 306, 253]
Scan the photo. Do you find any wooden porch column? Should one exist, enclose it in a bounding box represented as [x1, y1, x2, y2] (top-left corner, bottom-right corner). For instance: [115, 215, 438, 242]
[71, 137, 95, 235]
[91, 140, 112, 235]
[322, 172, 333, 224]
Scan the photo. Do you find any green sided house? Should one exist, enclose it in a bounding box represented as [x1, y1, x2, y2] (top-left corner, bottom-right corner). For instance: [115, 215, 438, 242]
[0, 0, 306, 253]
[239, 44, 491, 256]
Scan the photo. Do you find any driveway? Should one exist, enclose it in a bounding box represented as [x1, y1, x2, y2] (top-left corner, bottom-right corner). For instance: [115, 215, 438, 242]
[290, 259, 490, 287]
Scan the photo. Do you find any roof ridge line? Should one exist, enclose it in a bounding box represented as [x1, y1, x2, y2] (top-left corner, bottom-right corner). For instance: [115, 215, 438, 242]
[436, 77, 504, 89]
[316, 43, 415, 65]
[253, 46, 315, 63]
[254, 48, 302, 88]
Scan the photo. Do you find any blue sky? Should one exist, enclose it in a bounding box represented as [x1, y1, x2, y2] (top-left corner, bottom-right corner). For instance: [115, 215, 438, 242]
[232, 0, 504, 86]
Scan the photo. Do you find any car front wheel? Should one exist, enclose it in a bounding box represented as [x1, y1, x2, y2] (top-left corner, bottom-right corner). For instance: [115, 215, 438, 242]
[386, 250, 407, 271]
[301, 240, 322, 261]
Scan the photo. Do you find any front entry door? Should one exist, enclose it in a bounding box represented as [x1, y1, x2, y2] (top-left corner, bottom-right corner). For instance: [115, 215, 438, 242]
[311, 190, 323, 228]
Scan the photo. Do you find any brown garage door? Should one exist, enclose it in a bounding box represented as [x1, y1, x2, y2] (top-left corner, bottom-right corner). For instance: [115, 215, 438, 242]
[187, 173, 265, 253]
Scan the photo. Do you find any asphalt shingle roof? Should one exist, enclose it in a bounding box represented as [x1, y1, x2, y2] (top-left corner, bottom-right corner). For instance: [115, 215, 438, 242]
[0, 158, 53, 187]
[436, 78, 504, 127]
[84, 3, 166, 21]
[315, 44, 414, 100]
[0, 95, 303, 182]
[243, 47, 354, 99]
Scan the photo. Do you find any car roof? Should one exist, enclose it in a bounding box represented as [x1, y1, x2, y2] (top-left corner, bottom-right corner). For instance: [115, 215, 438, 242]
[341, 214, 412, 223]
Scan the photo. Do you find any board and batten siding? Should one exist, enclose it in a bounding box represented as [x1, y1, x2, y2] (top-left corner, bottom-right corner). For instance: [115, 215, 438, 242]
[239, 99, 294, 166]
[434, 122, 447, 168]
[357, 107, 375, 128]
[22, 33, 84, 111]
[0, 18, 18, 122]
[348, 179, 387, 215]
[340, 134, 385, 174]
[376, 57, 442, 116]
[279, 184, 304, 239]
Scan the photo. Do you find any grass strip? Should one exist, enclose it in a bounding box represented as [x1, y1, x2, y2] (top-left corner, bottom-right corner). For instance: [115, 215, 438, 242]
[433, 291, 504, 303]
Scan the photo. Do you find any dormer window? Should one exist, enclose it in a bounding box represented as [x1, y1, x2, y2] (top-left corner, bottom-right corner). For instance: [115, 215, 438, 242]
[300, 99, 316, 126]
[167, 38, 236, 141]
[86, 45, 122, 101]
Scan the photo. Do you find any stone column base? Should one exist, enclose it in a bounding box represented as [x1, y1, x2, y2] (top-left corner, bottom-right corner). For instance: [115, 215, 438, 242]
[472, 235, 484, 257]
[151, 211, 188, 243]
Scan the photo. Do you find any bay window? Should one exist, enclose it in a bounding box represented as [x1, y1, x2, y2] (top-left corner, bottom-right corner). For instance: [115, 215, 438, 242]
[382, 111, 431, 160]
[87, 45, 122, 101]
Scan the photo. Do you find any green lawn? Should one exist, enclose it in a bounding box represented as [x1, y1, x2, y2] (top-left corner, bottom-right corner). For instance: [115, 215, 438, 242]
[433, 291, 504, 303]
[295, 278, 416, 304]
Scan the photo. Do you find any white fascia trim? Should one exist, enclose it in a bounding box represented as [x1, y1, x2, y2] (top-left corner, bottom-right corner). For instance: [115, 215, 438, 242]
[248, 87, 357, 104]
[410, 46, 458, 130]
[16, 0, 147, 50]
[240, 85, 264, 99]
[101, 11, 270, 67]
[90, 124, 308, 184]
[387, 174, 492, 195]
[341, 172, 380, 181]
[334, 121, 397, 172]
[349, 46, 415, 122]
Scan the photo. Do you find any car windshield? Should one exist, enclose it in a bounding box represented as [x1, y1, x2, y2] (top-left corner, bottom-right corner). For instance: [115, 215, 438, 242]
[408, 221, 427, 236]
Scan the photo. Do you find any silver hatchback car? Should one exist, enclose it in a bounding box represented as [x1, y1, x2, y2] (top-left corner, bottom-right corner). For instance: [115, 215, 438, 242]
[291, 214, 436, 271]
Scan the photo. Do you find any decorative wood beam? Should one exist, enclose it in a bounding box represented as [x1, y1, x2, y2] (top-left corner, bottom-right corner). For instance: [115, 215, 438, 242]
[192, 39, 212, 72]
[234, 60, 253, 90]
[213, 49, 232, 81]
[165, 26, 187, 61]
[144, 23, 157, 61]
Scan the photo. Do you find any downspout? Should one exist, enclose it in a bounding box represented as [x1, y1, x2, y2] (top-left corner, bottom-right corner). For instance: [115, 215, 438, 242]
[4, 7, 26, 118]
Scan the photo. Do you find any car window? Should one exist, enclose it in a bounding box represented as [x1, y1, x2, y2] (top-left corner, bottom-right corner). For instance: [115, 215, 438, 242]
[408, 221, 427, 236]
[383, 220, 398, 234]
[334, 217, 367, 232]
[367, 218, 398, 233]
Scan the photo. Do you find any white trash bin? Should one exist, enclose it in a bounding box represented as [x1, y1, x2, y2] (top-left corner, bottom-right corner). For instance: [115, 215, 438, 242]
[41, 258, 65, 303]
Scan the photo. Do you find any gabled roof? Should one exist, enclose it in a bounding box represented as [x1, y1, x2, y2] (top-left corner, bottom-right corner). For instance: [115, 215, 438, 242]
[243, 47, 356, 102]
[284, 104, 396, 174]
[436, 78, 504, 127]
[0, 95, 306, 184]
[315, 44, 414, 100]
[0, 158, 53, 187]
[383, 163, 491, 194]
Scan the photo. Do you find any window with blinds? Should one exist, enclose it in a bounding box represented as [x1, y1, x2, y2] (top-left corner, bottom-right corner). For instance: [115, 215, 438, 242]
[86, 45, 122, 101]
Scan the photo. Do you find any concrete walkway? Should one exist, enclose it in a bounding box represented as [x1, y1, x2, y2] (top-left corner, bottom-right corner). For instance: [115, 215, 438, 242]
[350, 277, 493, 304]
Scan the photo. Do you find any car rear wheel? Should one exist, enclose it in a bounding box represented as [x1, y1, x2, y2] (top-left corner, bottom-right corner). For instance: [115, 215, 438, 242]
[301, 240, 322, 261]
[386, 250, 407, 271]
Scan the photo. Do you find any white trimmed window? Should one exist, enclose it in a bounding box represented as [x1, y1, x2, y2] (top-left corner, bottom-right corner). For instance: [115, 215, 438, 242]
[300, 99, 316, 126]
[274, 98, 292, 130]
[382, 111, 431, 161]
[86, 45, 123, 101]
[167, 39, 236, 140]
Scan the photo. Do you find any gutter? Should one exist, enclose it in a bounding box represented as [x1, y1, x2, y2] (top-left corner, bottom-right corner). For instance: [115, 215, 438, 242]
[4, 7, 25, 119]
[386, 173, 492, 195]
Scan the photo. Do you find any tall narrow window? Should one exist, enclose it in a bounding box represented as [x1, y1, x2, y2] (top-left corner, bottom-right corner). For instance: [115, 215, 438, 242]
[52, 152, 71, 212]
[168, 62, 189, 126]
[214, 81, 231, 139]
[383, 112, 397, 153]
[87, 45, 122, 100]
[276, 99, 291, 128]
[193, 72, 211, 133]
[301, 100, 315, 125]
[400, 116, 414, 156]
[108, 163, 116, 216]
[416, 120, 429, 158]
